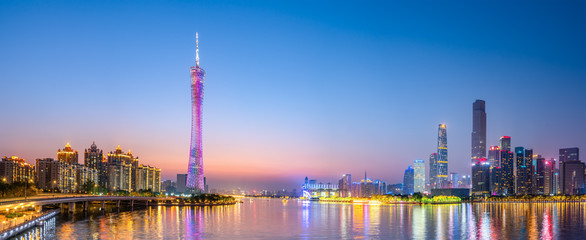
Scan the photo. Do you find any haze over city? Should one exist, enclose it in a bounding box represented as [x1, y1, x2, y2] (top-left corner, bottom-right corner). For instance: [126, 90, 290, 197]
[1, 1, 585, 191]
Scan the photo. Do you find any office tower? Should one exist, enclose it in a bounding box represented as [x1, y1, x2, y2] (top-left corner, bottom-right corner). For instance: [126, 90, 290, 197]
[84, 142, 107, 187]
[490, 166, 505, 196]
[437, 124, 448, 188]
[187, 33, 206, 193]
[403, 166, 414, 195]
[560, 148, 579, 162]
[429, 153, 438, 189]
[338, 174, 351, 197]
[0, 156, 35, 184]
[499, 136, 511, 152]
[177, 174, 188, 194]
[488, 146, 501, 168]
[544, 158, 556, 195]
[471, 158, 490, 197]
[553, 167, 560, 195]
[36, 158, 60, 191]
[500, 150, 515, 195]
[450, 172, 459, 188]
[559, 148, 584, 195]
[471, 100, 487, 163]
[413, 159, 425, 193]
[360, 172, 375, 197]
[534, 157, 554, 195]
[57, 142, 79, 164]
[514, 147, 533, 195]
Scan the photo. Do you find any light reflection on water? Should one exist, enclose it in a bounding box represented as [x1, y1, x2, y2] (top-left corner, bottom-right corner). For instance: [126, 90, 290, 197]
[11, 200, 586, 239]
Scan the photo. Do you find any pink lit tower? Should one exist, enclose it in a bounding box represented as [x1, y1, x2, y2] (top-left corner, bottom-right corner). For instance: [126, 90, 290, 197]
[187, 33, 206, 192]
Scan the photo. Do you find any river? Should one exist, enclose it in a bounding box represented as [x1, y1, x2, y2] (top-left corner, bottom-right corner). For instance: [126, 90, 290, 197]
[11, 198, 586, 239]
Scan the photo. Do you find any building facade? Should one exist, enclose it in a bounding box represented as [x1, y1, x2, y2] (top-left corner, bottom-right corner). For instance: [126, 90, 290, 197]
[471, 158, 490, 197]
[57, 142, 79, 165]
[0, 156, 35, 184]
[84, 142, 108, 188]
[437, 124, 448, 188]
[429, 153, 438, 189]
[471, 100, 487, 163]
[36, 158, 60, 190]
[413, 159, 425, 193]
[403, 166, 414, 195]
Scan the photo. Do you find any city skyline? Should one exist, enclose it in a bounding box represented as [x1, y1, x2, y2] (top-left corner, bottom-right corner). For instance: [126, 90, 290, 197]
[2, 1, 586, 191]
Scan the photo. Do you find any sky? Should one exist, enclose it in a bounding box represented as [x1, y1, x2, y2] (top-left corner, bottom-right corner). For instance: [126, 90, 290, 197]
[1, 1, 585, 192]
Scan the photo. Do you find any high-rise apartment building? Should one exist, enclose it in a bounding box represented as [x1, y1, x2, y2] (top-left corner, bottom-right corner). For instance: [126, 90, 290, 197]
[57, 142, 79, 165]
[0, 156, 35, 184]
[108, 145, 139, 191]
[437, 124, 448, 188]
[471, 100, 487, 163]
[413, 159, 425, 193]
[36, 158, 60, 190]
[84, 142, 108, 188]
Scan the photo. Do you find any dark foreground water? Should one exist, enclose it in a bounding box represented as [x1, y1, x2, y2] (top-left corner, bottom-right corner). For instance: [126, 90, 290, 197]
[11, 199, 586, 239]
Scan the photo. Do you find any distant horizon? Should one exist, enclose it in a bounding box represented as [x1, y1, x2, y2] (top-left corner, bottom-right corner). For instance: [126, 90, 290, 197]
[2, 1, 585, 192]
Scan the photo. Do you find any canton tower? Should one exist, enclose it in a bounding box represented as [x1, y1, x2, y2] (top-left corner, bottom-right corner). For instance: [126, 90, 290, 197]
[187, 33, 206, 192]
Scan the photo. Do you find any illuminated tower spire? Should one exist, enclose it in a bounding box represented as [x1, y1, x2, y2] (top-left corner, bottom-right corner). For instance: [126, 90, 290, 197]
[196, 32, 200, 67]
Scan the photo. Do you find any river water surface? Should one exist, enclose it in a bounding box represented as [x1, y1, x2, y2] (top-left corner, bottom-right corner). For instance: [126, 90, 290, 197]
[13, 198, 586, 239]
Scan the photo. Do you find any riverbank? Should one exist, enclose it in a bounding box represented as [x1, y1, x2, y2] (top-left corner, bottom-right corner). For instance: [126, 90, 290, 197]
[0, 209, 59, 240]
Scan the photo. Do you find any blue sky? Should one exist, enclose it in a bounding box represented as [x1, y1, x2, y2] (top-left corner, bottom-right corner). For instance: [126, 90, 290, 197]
[1, 1, 585, 191]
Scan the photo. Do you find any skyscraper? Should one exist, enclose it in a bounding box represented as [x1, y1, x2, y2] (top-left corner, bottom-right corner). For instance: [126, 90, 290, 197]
[471, 100, 487, 163]
[429, 153, 438, 189]
[338, 174, 351, 197]
[472, 158, 490, 197]
[177, 174, 188, 194]
[500, 150, 515, 195]
[437, 124, 448, 188]
[514, 147, 533, 195]
[403, 166, 414, 195]
[413, 159, 425, 193]
[559, 148, 584, 195]
[499, 136, 511, 152]
[488, 146, 501, 168]
[187, 33, 206, 192]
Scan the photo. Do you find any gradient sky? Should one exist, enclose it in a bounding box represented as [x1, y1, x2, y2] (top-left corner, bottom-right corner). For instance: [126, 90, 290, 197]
[1, 1, 585, 191]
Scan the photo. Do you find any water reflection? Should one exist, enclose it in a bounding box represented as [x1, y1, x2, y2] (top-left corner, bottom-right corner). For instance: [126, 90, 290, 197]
[10, 200, 586, 239]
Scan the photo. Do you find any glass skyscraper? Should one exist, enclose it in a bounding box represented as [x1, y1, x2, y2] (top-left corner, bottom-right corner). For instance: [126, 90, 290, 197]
[413, 159, 425, 193]
[437, 124, 448, 188]
[471, 100, 486, 163]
